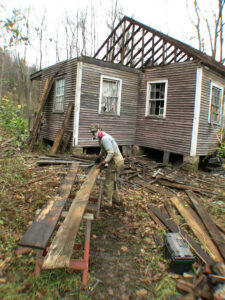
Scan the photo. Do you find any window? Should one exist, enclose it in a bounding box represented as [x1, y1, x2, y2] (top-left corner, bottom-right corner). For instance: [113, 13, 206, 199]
[209, 83, 223, 124]
[145, 80, 168, 117]
[54, 78, 65, 112]
[99, 76, 122, 115]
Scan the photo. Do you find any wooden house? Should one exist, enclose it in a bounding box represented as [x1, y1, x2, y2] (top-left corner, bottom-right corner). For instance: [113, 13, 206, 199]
[30, 16, 225, 165]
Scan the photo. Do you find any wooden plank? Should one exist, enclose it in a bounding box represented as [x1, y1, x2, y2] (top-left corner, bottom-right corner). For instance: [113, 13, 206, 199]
[170, 196, 223, 262]
[28, 77, 53, 150]
[61, 131, 72, 154]
[186, 191, 225, 262]
[42, 165, 100, 269]
[18, 163, 79, 249]
[148, 205, 214, 265]
[50, 102, 74, 155]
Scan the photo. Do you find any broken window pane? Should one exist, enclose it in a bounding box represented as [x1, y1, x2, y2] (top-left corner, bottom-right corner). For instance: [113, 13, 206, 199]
[147, 82, 167, 117]
[101, 78, 120, 114]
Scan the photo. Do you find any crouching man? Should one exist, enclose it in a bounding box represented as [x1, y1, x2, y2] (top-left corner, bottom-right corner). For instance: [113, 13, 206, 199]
[90, 124, 124, 208]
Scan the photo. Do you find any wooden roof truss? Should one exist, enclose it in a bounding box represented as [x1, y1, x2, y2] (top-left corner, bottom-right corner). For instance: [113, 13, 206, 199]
[94, 16, 195, 69]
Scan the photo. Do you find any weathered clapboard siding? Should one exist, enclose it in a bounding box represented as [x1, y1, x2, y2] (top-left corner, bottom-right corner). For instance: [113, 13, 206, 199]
[136, 61, 197, 155]
[196, 67, 225, 156]
[78, 60, 140, 146]
[40, 59, 77, 142]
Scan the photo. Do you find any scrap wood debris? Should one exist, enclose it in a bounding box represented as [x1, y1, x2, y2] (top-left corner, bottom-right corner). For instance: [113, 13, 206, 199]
[1, 125, 225, 299]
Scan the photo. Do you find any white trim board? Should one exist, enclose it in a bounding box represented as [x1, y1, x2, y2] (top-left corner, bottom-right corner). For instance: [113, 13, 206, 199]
[73, 61, 83, 147]
[190, 67, 202, 156]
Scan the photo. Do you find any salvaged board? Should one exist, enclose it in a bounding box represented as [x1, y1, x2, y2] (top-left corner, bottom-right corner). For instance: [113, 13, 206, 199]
[187, 191, 225, 262]
[50, 102, 74, 155]
[148, 205, 214, 265]
[42, 165, 100, 269]
[28, 77, 53, 150]
[18, 163, 79, 249]
[170, 196, 223, 262]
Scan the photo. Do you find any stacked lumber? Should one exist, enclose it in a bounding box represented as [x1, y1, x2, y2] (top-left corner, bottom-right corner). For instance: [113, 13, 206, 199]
[176, 262, 225, 299]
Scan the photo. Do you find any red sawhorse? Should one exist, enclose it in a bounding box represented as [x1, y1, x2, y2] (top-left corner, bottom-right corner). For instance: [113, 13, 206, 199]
[35, 213, 93, 286]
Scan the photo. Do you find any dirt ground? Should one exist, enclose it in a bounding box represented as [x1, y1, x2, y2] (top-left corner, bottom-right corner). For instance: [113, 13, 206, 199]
[0, 131, 225, 299]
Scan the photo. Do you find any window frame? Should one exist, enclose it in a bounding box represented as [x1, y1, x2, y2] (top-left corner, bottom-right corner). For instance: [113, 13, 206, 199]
[99, 75, 122, 116]
[145, 79, 168, 118]
[53, 77, 65, 113]
[208, 82, 224, 125]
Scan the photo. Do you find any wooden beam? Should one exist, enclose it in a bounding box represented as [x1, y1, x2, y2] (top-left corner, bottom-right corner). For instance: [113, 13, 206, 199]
[148, 206, 214, 265]
[28, 77, 53, 150]
[61, 131, 72, 154]
[112, 25, 141, 62]
[186, 191, 225, 262]
[50, 102, 74, 155]
[127, 34, 154, 67]
[94, 17, 125, 58]
[42, 165, 100, 269]
[102, 22, 133, 61]
[170, 196, 223, 262]
[18, 163, 80, 249]
[123, 30, 148, 65]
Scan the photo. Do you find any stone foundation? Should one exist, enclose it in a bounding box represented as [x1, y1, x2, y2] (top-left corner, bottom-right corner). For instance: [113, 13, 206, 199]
[72, 146, 83, 156]
[183, 155, 200, 172]
[132, 145, 145, 156]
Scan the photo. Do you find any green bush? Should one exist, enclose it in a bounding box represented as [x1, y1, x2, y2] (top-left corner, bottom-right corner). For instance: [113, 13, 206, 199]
[217, 142, 225, 158]
[0, 97, 28, 137]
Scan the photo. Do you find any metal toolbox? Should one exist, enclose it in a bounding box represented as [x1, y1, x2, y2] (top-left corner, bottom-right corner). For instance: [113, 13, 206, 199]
[164, 232, 195, 274]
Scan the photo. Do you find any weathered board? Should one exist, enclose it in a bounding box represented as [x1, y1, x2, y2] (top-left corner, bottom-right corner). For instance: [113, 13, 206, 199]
[148, 205, 214, 265]
[170, 196, 223, 262]
[42, 165, 100, 269]
[18, 163, 79, 249]
[50, 102, 74, 155]
[29, 77, 53, 150]
[187, 191, 225, 262]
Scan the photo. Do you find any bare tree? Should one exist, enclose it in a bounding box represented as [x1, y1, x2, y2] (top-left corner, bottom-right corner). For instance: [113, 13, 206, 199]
[187, 0, 225, 62]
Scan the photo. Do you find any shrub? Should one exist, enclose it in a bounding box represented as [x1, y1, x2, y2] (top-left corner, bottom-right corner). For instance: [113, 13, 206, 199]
[0, 97, 28, 137]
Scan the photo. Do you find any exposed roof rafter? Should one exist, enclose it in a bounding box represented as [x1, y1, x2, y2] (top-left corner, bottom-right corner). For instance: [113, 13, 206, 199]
[94, 16, 225, 75]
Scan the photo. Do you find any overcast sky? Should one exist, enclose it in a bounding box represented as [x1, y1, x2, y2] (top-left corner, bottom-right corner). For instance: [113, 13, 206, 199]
[1, 0, 221, 68]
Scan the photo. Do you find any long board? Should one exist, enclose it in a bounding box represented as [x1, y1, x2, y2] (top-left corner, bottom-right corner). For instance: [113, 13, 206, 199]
[18, 163, 79, 249]
[170, 196, 223, 262]
[42, 166, 100, 269]
[187, 191, 225, 262]
[148, 205, 214, 265]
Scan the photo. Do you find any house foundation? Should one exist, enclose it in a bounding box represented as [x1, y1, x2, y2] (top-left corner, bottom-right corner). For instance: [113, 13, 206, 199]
[72, 146, 83, 156]
[132, 145, 145, 156]
[183, 155, 200, 172]
[122, 145, 132, 157]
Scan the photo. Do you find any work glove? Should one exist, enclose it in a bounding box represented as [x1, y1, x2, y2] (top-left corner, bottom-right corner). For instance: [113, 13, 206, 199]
[98, 161, 108, 170]
[95, 157, 102, 164]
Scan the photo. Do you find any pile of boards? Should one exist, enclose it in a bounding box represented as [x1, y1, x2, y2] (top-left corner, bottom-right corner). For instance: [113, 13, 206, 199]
[121, 156, 225, 299]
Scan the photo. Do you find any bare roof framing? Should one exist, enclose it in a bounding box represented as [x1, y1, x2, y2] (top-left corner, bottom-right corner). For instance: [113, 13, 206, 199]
[94, 16, 225, 76]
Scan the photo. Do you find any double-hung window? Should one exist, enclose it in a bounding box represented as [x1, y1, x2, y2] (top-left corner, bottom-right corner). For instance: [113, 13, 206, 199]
[99, 76, 122, 115]
[54, 78, 65, 112]
[145, 80, 168, 117]
[209, 83, 224, 125]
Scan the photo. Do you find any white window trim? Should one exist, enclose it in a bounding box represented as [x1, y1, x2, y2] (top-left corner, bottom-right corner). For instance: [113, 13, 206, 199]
[99, 75, 122, 116]
[208, 81, 224, 125]
[145, 79, 168, 118]
[54, 78, 65, 113]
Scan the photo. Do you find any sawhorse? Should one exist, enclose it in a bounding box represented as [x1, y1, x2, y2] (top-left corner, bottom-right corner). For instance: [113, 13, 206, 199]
[35, 213, 93, 286]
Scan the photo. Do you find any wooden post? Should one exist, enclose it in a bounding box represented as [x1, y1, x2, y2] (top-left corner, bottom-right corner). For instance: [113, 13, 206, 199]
[28, 77, 53, 150]
[50, 102, 74, 155]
